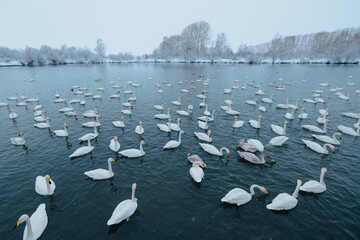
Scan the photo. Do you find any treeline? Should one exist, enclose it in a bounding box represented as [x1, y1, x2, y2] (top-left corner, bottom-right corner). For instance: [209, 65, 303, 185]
[1, 21, 360, 66]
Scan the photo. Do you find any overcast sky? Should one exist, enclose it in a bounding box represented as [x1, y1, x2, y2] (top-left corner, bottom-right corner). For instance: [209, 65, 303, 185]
[1, 0, 359, 55]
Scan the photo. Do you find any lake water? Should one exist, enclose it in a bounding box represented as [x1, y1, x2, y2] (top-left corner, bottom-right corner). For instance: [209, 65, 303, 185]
[0, 64, 359, 239]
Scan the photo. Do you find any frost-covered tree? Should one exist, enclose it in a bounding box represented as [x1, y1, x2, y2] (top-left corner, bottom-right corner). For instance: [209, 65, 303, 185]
[211, 33, 233, 58]
[94, 38, 106, 60]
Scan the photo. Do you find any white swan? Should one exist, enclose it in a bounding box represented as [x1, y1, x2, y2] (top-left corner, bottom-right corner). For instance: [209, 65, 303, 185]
[266, 179, 302, 211]
[302, 139, 335, 154]
[154, 108, 171, 119]
[269, 136, 289, 146]
[233, 116, 244, 128]
[169, 118, 181, 131]
[157, 119, 172, 132]
[119, 140, 145, 158]
[112, 116, 125, 128]
[121, 105, 132, 115]
[85, 158, 116, 180]
[247, 139, 264, 152]
[261, 94, 274, 103]
[135, 122, 144, 135]
[187, 146, 207, 167]
[107, 183, 138, 225]
[54, 93, 66, 103]
[298, 108, 308, 119]
[245, 99, 257, 105]
[203, 104, 210, 116]
[69, 136, 94, 158]
[303, 98, 316, 104]
[34, 118, 50, 128]
[9, 109, 18, 119]
[199, 143, 230, 157]
[271, 121, 288, 135]
[285, 108, 297, 120]
[198, 117, 209, 130]
[249, 116, 262, 129]
[128, 92, 136, 101]
[176, 109, 192, 116]
[199, 98, 206, 107]
[163, 130, 185, 149]
[342, 112, 359, 119]
[109, 136, 120, 152]
[302, 119, 329, 133]
[34, 112, 46, 122]
[276, 98, 289, 109]
[197, 110, 216, 121]
[312, 133, 342, 145]
[221, 185, 268, 206]
[11, 132, 25, 145]
[189, 161, 205, 183]
[0, 98, 9, 107]
[154, 101, 164, 110]
[54, 124, 68, 137]
[300, 168, 327, 193]
[337, 125, 360, 136]
[35, 175, 56, 195]
[258, 106, 266, 112]
[83, 107, 98, 117]
[171, 97, 181, 106]
[194, 130, 212, 142]
[317, 114, 326, 124]
[15, 203, 48, 240]
[319, 105, 329, 116]
[226, 104, 240, 115]
[79, 123, 98, 141]
[82, 115, 101, 127]
[80, 95, 86, 105]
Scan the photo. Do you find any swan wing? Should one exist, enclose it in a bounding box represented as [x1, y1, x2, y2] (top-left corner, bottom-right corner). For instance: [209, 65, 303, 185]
[163, 140, 180, 149]
[237, 151, 262, 164]
[221, 188, 251, 205]
[269, 136, 289, 146]
[190, 167, 204, 183]
[25, 203, 48, 239]
[69, 146, 94, 158]
[107, 200, 137, 225]
[199, 143, 220, 155]
[266, 193, 297, 210]
[119, 149, 143, 158]
[247, 139, 264, 152]
[84, 169, 113, 180]
[302, 140, 324, 153]
[312, 135, 338, 145]
[300, 180, 326, 193]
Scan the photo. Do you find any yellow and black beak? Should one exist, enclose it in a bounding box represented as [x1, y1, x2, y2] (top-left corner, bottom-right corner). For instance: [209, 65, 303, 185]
[48, 179, 52, 185]
[332, 148, 335, 153]
[16, 220, 22, 227]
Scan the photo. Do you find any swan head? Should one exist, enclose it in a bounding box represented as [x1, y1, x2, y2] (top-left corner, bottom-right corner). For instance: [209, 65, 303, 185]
[237, 139, 245, 147]
[33, 108, 36, 111]
[19, 131, 24, 136]
[293, 108, 297, 111]
[108, 158, 116, 163]
[193, 161, 205, 168]
[326, 119, 330, 123]
[16, 214, 29, 227]
[180, 130, 185, 134]
[259, 116, 263, 119]
[320, 114, 324, 117]
[168, 108, 171, 111]
[114, 136, 117, 141]
[64, 123, 67, 128]
[226, 150, 230, 157]
[297, 179, 302, 186]
[10, 109, 13, 112]
[321, 167, 328, 173]
[208, 130, 211, 136]
[178, 118, 181, 122]
[141, 140, 146, 146]
[260, 187, 269, 195]
[302, 108, 305, 111]
[234, 116, 237, 119]
[132, 183, 137, 191]
[285, 121, 288, 125]
[339, 134, 342, 140]
[138, 122, 143, 125]
[45, 175, 52, 184]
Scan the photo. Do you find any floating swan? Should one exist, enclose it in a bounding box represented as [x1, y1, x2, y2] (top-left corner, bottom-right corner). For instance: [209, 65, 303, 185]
[171, 97, 181, 106]
[34, 112, 46, 122]
[194, 130, 212, 142]
[176, 109, 192, 116]
[11, 132, 25, 145]
[80, 95, 86, 105]
[65, 110, 76, 117]
[82, 115, 101, 127]
[199, 143, 230, 157]
[8, 93, 18, 101]
[288, 98, 300, 109]
[269, 136, 289, 146]
[245, 99, 257, 105]
[300, 168, 327, 193]
[237, 139, 257, 152]
[266, 179, 302, 211]
[237, 152, 274, 164]
[285, 108, 297, 120]
[54, 123, 68, 137]
[0, 98, 9, 107]
[261, 94, 274, 103]
[69, 135, 94, 158]
[258, 106, 266, 112]
[109, 136, 120, 152]
[276, 98, 289, 109]
[249, 116, 262, 129]
[203, 104, 210, 116]
[198, 109, 216, 121]
[187, 146, 207, 167]
[302, 119, 329, 133]
[170, 118, 181, 131]
[319, 105, 330, 116]
[187, 100, 194, 110]
[107, 183, 138, 225]
[15, 203, 48, 240]
[83, 107, 98, 117]
[119, 140, 145, 158]
[317, 114, 326, 124]
[121, 105, 132, 115]
[155, 108, 171, 119]
[271, 121, 288, 135]
[199, 98, 206, 107]
[157, 119, 172, 132]
[54, 93, 66, 103]
[35, 175, 56, 195]
[9, 109, 18, 119]
[233, 116, 244, 128]
[221, 184, 268, 206]
[298, 108, 308, 119]
[247, 139, 264, 152]
[337, 125, 360, 136]
[226, 104, 240, 115]
[112, 116, 125, 128]
[312, 133, 342, 145]
[302, 139, 335, 154]
[198, 117, 209, 130]
[34, 118, 50, 128]
[135, 122, 144, 135]
[154, 101, 164, 110]
[342, 112, 359, 119]
[190, 161, 205, 183]
[85, 158, 116, 180]
[163, 130, 185, 149]
[79, 123, 98, 141]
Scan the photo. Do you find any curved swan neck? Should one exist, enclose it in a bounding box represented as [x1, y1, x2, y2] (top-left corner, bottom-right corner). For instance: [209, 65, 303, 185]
[323, 144, 331, 154]
[139, 142, 144, 153]
[320, 171, 326, 186]
[178, 131, 183, 143]
[24, 215, 34, 239]
[333, 133, 341, 140]
[250, 184, 261, 196]
[64, 126, 68, 135]
[292, 181, 302, 198]
[219, 147, 228, 156]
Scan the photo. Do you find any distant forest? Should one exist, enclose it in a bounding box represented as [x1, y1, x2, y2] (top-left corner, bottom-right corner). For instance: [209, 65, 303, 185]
[1, 21, 359, 66]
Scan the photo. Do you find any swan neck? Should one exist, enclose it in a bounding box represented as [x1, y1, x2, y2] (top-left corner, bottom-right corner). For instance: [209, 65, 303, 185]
[212, 110, 215, 119]
[283, 123, 287, 134]
[24, 216, 34, 240]
[323, 121, 327, 133]
[292, 182, 302, 198]
[178, 132, 183, 143]
[94, 126, 98, 134]
[320, 171, 326, 186]
[131, 187, 136, 201]
[249, 185, 259, 196]
[108, 161, 113, 175]
[64, 126, 68, 135]
[258, 118, 261, 128]
[87, 138, 91, 147]
[219, 147, 227, 156]
[139, 142, 144, 153]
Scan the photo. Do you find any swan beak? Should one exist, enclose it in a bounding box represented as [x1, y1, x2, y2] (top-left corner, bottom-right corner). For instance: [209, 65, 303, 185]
[339, 135, 342, 140]
[332, 148, 335, 153]
[143, 141, 146, 145]
[265, 190, 269, 195]
[227, 152, 230, 157]
[48, 179, 52, 184]
[112, 159, 116, 162]
[16, 220, 22, 227]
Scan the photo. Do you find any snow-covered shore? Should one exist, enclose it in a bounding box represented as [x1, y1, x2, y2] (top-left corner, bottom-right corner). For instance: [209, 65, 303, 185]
[1, 58, 359, 67]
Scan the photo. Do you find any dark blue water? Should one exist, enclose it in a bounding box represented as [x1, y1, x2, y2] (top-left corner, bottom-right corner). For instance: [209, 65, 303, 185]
[0, 64, 359, 239]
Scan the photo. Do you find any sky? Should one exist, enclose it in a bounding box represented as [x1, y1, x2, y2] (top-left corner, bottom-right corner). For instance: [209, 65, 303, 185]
[1, 0, 360, 55]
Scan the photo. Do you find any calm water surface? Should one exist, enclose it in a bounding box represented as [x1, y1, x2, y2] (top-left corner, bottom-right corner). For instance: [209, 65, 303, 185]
[0, 64, 359, 239]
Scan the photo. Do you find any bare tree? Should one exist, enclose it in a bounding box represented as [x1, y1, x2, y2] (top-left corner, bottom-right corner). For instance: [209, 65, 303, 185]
[94, 38, 106, 60]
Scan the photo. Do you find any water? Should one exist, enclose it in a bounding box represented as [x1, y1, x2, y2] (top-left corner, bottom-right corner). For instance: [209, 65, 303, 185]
[0, 64, 359, 239]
